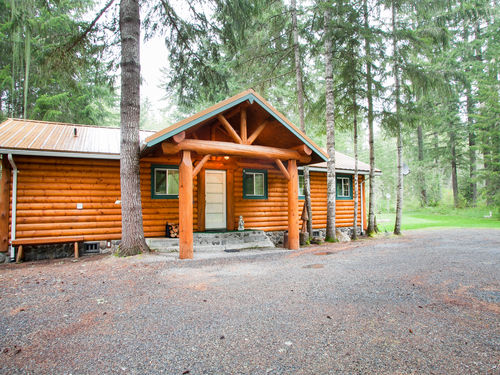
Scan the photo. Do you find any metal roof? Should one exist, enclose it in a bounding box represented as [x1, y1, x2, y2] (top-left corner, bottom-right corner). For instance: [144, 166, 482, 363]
[307, 151, 381, 175]
[0, 118, 155, 159]
[0, 117, 381, 175]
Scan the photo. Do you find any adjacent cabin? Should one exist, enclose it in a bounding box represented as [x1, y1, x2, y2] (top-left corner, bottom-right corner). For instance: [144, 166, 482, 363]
[0, 89, 380, 261]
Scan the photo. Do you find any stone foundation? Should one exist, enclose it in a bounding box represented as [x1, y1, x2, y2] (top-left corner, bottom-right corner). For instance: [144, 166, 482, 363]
[146, 230, 274, 253]
[6, 240, 120, 262]
[265, 227, 363, 247]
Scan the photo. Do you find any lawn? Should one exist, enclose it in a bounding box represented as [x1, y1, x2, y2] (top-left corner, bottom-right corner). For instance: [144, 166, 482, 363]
[376, 207, 500, 232]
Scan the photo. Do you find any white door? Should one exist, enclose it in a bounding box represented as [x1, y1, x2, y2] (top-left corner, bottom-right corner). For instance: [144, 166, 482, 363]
[205, 170, 226, 230]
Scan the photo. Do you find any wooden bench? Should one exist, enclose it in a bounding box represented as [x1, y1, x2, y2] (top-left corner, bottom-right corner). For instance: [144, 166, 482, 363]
[11, 236, 85, 263]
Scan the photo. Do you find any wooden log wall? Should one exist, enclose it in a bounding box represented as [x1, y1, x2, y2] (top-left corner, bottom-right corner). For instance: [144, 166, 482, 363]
[8, 155, 365, 242]
[234, 166, 366, 232]
[9, 156, 198, 241]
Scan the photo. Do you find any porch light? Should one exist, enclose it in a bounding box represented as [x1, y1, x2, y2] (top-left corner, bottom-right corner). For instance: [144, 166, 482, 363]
[224, 156, 230, 160]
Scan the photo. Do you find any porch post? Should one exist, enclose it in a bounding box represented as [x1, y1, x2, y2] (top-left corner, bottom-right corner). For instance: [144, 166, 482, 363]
[179, 150, 193, 259]
[287, 159, 299, 250]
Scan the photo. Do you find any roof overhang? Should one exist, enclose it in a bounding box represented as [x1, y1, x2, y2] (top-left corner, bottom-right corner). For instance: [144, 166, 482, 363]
[0, 148, 120, 160]
[299, 166, 382, 176]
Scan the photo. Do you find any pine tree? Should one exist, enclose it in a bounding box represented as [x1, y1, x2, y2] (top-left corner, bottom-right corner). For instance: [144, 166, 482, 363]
[118, 0, 149, 255]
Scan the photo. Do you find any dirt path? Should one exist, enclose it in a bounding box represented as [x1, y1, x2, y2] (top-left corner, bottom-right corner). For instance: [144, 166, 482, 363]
[0, 228, 499, 374]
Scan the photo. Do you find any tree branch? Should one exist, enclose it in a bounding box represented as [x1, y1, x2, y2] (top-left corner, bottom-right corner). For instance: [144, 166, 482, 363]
[66, 0, 115, 53]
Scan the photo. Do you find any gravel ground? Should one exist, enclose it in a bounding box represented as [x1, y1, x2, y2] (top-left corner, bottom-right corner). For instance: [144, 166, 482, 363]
[0, 228, 499, 374]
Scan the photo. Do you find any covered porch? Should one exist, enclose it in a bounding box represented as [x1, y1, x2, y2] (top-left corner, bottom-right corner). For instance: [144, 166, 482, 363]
[141, 89, 327, 259]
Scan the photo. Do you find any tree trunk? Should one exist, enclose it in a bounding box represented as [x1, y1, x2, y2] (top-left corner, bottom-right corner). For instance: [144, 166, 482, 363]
[466, 91, 477, 206]
[417, 125, 427, 206]
[23, 26, 31, 119]
[364, 0, 376, 235]
[10, 0, 17, 118]
[291, 0, 312, 239]
[118, 0, 149, 256]
[449, 129, 459, 208]
[352, 86, 358, 241]
[324, 8, 336, 241]
[392, 1, 403, 235]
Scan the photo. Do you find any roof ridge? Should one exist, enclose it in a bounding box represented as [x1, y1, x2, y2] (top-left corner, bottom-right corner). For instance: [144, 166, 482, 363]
[7, 118, 121, 129]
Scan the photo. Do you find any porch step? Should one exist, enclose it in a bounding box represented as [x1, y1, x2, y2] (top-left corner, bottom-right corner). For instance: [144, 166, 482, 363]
[146, 230, 274, 253]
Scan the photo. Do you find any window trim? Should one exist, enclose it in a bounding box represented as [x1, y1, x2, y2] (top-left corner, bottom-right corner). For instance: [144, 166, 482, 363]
[151, 164, 179, 199]
[336, 174, 353, 200]
[243, 169, 268, 199]
[298, 170, 305, 200]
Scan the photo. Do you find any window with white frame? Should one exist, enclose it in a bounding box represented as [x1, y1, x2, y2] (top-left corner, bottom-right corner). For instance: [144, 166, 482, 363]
[298, 171, 305, 198]
[336, 176, 352, 199]
[152, 165, 179, 198]
[243, 169, 267, 199]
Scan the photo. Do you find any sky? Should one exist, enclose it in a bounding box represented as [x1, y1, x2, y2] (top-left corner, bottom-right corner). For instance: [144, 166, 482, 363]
[140, 33, 170, 120]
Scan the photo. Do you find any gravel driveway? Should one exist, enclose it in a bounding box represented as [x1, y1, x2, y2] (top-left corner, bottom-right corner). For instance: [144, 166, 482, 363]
[0, 228, 499, 374]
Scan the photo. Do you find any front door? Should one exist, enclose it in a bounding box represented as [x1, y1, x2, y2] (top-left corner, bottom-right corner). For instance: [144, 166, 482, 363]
[205, 170, 226, 230]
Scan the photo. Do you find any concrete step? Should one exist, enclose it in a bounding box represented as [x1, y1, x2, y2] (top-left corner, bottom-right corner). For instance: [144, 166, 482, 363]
[146, 230, 274, 253]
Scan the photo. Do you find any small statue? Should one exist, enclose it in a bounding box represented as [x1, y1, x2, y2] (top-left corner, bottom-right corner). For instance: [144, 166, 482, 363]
[238, 216, 245, 231]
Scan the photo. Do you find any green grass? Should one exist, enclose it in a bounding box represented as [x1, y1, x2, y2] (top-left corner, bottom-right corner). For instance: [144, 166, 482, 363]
[376, 207, 500, 232]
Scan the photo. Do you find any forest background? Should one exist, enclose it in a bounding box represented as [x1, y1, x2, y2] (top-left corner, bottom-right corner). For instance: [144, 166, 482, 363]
[0, 0, 498, 230]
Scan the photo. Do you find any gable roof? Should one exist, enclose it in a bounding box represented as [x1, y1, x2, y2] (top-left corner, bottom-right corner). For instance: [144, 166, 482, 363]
[0, 92, 381, 175]
[144, 89, 329, 163]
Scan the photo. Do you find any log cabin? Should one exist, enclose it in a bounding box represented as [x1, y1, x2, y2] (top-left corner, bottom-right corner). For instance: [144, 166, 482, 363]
[0, 89, 380, 261]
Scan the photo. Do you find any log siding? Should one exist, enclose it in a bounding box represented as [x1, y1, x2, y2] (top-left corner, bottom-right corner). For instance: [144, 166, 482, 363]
[7, 156, 365, 242]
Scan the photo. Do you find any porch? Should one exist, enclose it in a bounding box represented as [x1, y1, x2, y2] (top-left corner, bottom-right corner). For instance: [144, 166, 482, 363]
[141, 90, 328, 259]
[146, 229, 274, 253]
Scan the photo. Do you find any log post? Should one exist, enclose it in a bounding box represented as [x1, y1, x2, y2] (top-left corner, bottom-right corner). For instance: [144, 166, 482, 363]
[287, 159, 299, 250]
[240, 108, 247, 144]
[179, 151, 193, 259]
[16, 245, 23, 263]
[0, 156, 11, 252]
[74, 241, 79, 259]
[197, 169, 205, 232]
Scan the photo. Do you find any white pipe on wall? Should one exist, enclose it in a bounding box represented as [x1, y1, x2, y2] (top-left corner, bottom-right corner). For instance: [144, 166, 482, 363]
[360, 179, 365, 235]
[8, 154, 17, 261]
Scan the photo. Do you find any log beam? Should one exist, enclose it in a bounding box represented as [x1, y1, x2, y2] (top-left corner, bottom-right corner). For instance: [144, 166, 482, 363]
[0, 156, 11, 252]
[179, 151, 193, 259]
[217, 114, 242, 144]
[247, 121, 268, 145]
[287, 159, 299, 250]
[240, 108, 247, 144]
[275, 159, 290, 180]
[172, 131, 186, 144]
[292, 144, 312, 156]
[162, 139, 310, 163]
[193, 154, 211, 177]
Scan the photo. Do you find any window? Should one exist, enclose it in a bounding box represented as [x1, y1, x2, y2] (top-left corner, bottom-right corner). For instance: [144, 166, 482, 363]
[151, 165, 179, 199]
[243, 169, 268, 199]
[336, 175, 352, 199]
[298, 170, 305, 199]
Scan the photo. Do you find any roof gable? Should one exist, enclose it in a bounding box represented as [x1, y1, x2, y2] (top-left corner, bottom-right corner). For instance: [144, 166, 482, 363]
[144, 89, 328, 163]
